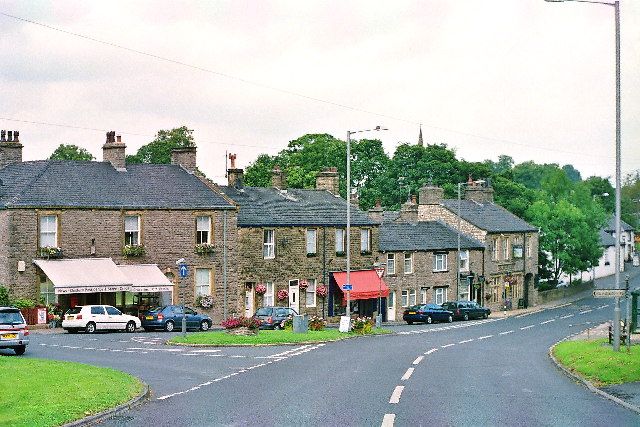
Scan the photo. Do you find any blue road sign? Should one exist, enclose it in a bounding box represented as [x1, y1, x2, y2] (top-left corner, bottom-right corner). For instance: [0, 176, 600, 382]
[342, 284, 353, 291]
[179, 263, 188, 278]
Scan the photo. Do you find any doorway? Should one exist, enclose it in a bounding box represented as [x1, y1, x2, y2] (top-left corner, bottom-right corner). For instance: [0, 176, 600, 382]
[289, 279, 300, 313]
[387, 291, 396, 321]
[245, 285, 255, 317]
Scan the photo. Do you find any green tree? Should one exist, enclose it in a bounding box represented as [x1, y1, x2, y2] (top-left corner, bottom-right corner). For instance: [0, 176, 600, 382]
[49, 144, 94, 161]
[622, 171, 640, 228]
[484, 154, 514, 175]
[126, 126, 194, 164]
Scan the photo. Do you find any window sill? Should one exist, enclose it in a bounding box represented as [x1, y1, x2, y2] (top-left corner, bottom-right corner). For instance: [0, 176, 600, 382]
[306, 253, 317, 258]
[432, 270, 449, 273]
[264, 256, 276, 260]
[360, 251, 372, 256]
[335, 252, 346, 257]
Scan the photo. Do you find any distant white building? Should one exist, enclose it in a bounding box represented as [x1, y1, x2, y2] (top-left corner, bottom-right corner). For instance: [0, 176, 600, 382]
[603, 216, 636, 263]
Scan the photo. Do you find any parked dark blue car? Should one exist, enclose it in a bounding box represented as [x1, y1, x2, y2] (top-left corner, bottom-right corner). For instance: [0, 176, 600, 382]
[402, 304, 453, 325]
[141, 305, 212, 332]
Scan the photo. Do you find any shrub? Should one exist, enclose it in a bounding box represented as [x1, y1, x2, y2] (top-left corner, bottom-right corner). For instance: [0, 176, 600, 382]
[221, 316, 260, 330]
[308, 316, 326, 331]
[0, 286, 10, 306]
[352, 317, 374, 335]
[122, 244, 145, 258]
[282, 316, 294, 330]
[195, 243, 215, 255]
[12, 298, 36, 309]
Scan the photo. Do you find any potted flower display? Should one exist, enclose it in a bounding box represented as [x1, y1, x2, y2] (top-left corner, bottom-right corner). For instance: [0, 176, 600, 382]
[195, 243, 215, 255]
[316, 284, 328, 298]
[255, 284, 267, 295]
[277, 289, 288, 301]
[122, 244, 145, 258]
[196, 294, 213, 309]
[221, 316, 260, 335]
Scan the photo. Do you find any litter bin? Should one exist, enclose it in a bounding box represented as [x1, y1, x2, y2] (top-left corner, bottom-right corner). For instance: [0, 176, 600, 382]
[293, 314, 308, 334]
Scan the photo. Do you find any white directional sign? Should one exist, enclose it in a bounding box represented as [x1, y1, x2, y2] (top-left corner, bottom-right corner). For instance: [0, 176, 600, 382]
[593, 289, 626, 298]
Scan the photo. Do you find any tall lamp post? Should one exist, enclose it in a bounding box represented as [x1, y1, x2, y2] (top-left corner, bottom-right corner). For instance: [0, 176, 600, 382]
[545, 0, 622, 351]
[457, 179, 484, 300]
[346, 126, 387, 318]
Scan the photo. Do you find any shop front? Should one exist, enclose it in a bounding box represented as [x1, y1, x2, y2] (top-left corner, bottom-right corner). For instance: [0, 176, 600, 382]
[34, 258, 174, 317]
[328, 270, 390, 319]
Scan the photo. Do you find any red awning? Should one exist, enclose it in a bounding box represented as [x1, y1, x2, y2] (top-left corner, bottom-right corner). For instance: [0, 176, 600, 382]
[332, 270, 389, 300]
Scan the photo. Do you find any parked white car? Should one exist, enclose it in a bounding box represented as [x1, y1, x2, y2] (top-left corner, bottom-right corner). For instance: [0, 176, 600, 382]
[62, 305, 141, 334]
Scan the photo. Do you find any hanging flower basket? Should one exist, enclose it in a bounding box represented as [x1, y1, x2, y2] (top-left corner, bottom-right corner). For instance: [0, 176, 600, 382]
[298, 281, 308, 290]
[277, 289, 289, 301]
[196, 294, 213, 309]
[255, 284, 267, 295]
[122, 244, 145, 258]
[316, 284, 328, 298]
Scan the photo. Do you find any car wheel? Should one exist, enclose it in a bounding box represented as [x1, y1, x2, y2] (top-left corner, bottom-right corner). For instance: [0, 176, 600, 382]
[85, 322, 96, 334]
[463, 313, 469, 321]
[483, 312, 488, 319]
[125, 321, 136, 333]
[14, 345, 26, 355]
[65, 328, 77, 334]
[407, 321, 413, 325]
[164, 320, 175, 332]
[200, 320, 210, 331]
[274, 324, 282, 330]
[447, 315, 453, 323]
[426, 316, 433, 324]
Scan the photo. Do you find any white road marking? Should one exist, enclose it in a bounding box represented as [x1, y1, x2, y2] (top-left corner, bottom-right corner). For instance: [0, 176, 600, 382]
[189, 349, 222, 353]
[477, 335, 493, 340]
[230, 355, 246, 358]
[540, 319, 555, 325]
[62, 345, 80, 349]
[579, 309, 593, 314]
[424, 348, 438, 355]
[441, 343, 455, 348]
[381, 414, 396, 427]
[560, 314, 573, 319]
[499, 330, 514, 335]
[82, 347, 96, 350]
[412, 356, 424, 365]
[126, 347, 183, 352]
[520, 325, 535, 330]
[458, 339, 474, 344]
[389, 386, 404, 404]
[596, 304, 609, 310]
[401, 368, 414, 381]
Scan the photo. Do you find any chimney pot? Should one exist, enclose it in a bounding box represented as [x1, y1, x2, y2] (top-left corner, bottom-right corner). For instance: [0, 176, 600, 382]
[0, 129, 24, 167]
[116, 135, 122, 143]
[102, 131, 126, 170]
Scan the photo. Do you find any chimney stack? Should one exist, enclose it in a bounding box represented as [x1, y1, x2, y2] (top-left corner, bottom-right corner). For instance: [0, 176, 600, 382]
[0, 129, 23, 168]
[171, 146, 197, 173]
[398, 194, 418, 222]
[368, 199, 384, 223]
[102, 131, 126, 170]
[315, 167, 339, 195]
[418, 184, 444, 205]
[464, 180, 494, 204]
[227, 153, 244, 189]
[271, 165, 286, 189]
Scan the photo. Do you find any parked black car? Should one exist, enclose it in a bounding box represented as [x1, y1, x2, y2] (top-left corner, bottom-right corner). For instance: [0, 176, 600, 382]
[403, 304, 453, 325]
[441, 301, 490, 321]
[253, 306, 298, 330]
[141, 305, 212, 332]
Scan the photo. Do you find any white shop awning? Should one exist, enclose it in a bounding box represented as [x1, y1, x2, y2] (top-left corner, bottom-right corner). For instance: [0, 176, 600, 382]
[34, 258, 173, 295]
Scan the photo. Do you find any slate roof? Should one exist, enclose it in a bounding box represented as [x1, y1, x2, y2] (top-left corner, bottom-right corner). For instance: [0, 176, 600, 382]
[219, 186, 376, 227]
[0, 160, 234, 209]
[603, 215, 635, 232]
[380, 220, 484, 252]
[440, 199, 537, 233]
[599, 229, 616, 247]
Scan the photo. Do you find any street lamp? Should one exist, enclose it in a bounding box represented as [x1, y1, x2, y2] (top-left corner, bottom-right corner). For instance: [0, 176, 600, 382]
[457, 179, 484, 300]
[373, 262, 386, 328]
[545, 0, 623, 351]
[346, 126, 387, 318]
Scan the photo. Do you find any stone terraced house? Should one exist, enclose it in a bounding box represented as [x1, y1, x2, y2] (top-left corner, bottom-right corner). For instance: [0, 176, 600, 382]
[374, 197, 485, 322]
[0, 130, 239, 322]
[417, 181, 539, 311]
[220, 163, 382, 319]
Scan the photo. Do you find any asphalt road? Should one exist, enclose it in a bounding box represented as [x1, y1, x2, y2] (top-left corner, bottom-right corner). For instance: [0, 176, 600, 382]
[14, 294, 638, 427]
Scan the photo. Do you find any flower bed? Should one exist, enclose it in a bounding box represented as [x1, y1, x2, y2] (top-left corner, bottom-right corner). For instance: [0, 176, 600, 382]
[221, 316, 260, 335]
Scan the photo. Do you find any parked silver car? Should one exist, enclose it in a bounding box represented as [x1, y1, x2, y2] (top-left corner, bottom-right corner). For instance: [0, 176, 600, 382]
[0, 307, 30, 355]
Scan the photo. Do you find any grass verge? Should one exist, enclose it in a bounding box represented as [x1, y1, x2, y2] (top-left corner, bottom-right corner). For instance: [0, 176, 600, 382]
[169, 328, 391, 345]
[0, 357, 144, 427]
[553, 339, 640, 386]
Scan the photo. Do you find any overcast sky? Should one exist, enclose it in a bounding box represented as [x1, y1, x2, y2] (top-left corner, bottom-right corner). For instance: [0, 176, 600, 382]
[1, 0, 639, 185]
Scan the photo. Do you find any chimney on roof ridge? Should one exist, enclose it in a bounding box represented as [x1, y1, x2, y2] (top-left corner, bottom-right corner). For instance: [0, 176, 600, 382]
[102, 131, 126, 170]
[418, 183, 443, 205]
[0, 129, 23, 168]
[227, 153, 244, 189]
[315, 167, 339, 195]
[368, 199, 384, 223]
[171, 145, 197, 173]
[464, 179, 494, 204]
[271, 165, 286, 189]
[398, 194, 418, 222]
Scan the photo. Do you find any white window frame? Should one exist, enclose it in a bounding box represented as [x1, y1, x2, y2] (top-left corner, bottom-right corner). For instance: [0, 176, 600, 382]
[401, 290, 409, 307]
[502, 237, 509, 260]
[360, 228, 371, 253]
[434, 253, 448, 272]
[335, 229, 346, 253]
[526, 237, 532, 258]
[305, 279, 316, 307]
[404, 253, 413, 274]
[124, 215, 140, 246]
[263, 282, 274, 306]
[306, 229, 317, 255]
[263, 229, 275, 259]
[409, 289, 417, 306]
[195, 268, 212, 296]
[386, 253, 396, 275]
[39, 215, 58, 248]
[459, 250, 469, 272]
[420, 288, 427, 304]
[40, 277, 56, 305]
[434, 287, 447, 305]
[196, 216, 211, 244]
[492, 238, 499, 261]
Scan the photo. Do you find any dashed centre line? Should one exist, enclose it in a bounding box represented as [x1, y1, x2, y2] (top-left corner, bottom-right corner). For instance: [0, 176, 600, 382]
[499, 330, 514, 335]
[401, 368, 414, 381]
[540, 319, 555, 325]
[424, 348, 438, 355]
[458, 339, 474, 344]
[441, 343, 455, 348]
[560, 315, 574, 319]
[389, 386, 404, 404]
[477, 335, 493, 340]
[579, 309, 593, 314]
[412, 356, 424, 365]
[520, 325, 535, 330]
[381, 414, 396, 427]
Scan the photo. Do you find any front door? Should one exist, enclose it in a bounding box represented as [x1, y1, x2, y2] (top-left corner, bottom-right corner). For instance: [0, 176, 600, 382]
[387, 291, 396, 321]
[289, 280, 300, 313]
[245, 289, 254, 317]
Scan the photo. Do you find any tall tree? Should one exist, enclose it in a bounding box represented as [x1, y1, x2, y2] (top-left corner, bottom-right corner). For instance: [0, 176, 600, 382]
[126, 126, 194, 164]
[49, 144, 94, 161]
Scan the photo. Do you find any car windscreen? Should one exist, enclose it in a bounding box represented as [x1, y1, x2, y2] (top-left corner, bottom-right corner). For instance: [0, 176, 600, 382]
[255, 308, 272, 316]
[66, 307, 82, 315]
[426, 304, 441, 310]
[0, 310, 24, 324]
[407, 305, 421, 311]
[147, 306, 165, 313]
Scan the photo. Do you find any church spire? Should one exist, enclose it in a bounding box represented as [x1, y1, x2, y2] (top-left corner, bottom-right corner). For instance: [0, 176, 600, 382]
[417, 124, 423, 146]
